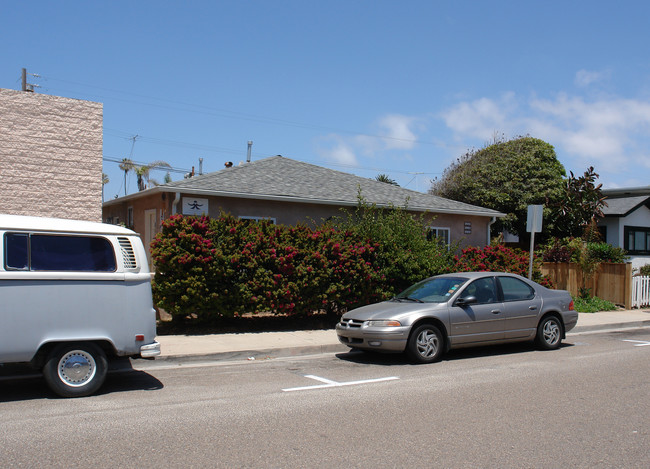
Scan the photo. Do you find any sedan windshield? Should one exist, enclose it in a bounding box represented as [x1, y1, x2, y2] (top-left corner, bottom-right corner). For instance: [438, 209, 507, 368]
[394, 277, 467, 303]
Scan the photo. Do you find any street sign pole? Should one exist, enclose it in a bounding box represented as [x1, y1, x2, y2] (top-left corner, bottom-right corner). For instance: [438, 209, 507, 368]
[527, 205, 543, 279]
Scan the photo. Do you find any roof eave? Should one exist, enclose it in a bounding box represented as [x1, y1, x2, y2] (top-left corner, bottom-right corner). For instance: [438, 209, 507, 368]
[149, 186, 505, 218]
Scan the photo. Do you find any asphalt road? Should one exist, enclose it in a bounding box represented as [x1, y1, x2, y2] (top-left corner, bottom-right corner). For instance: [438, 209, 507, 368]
[1, 328, 649, 468]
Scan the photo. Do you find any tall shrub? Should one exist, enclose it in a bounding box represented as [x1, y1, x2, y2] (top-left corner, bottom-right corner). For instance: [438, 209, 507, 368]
[151, 214, 385, 321]
[454, 244, 553, 287]
[151, 215, 244, 321]
[329, 193, 456, 295]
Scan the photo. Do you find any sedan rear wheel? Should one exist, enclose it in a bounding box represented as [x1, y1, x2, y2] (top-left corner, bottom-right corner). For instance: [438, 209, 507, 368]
[407, 324, 444, 364]
[536, 316, 563, 350]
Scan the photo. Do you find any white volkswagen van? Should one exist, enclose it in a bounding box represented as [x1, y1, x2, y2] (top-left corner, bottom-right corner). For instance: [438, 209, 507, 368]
[0, 214, 160, 397]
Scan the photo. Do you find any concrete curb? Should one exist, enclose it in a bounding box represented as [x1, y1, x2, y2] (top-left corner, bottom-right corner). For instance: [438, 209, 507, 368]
[570, 320, 650, 334]
[153, 343, 349, 363]
[154, 320, 650, 363]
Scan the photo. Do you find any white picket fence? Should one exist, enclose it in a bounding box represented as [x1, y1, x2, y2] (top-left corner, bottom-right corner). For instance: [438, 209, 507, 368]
[632, 276, 650, 308]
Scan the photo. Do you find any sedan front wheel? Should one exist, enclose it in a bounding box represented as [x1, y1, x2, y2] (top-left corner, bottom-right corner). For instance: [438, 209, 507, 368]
[407, 324, 444, 364]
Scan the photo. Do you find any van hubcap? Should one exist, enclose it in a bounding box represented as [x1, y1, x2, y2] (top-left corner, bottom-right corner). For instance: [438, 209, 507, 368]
[58, 350, 96, 387]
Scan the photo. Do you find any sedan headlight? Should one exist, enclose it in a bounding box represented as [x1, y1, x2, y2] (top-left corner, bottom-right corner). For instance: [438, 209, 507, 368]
[364, 320, 402, 327]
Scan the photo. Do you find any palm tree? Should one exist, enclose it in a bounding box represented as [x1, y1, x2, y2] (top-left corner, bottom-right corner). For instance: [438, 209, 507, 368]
[375, 173, 399, 186]
[102, 173, 109, 202]
[134, 160, 171, 191]
[119, 158, 136, 196]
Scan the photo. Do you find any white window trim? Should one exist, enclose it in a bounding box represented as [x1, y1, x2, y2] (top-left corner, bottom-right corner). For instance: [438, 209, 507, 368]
[427, 226, 451, 246]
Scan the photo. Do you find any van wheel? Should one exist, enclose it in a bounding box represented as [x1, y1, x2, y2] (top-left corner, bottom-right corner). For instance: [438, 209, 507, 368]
[42, 343, 108, 398]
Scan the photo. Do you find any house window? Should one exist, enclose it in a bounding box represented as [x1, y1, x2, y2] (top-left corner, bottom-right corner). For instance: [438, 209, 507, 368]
[624, 226, 650, 255]
[427, 227, 450, 245]
[239, 216, 276, 224]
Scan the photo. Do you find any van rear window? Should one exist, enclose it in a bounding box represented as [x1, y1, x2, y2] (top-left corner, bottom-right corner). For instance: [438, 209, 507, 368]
[5, 233, 117, 272]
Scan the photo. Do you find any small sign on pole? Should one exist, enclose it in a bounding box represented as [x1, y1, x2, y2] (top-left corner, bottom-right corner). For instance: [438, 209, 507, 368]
[527, 205, 544, 279]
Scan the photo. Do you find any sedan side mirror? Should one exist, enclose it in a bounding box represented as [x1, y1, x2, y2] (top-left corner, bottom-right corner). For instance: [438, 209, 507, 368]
[456, 295, 477, 307]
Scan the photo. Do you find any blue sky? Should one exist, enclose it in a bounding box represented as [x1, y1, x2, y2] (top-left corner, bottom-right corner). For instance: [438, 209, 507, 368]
[3, 1, 650, 199]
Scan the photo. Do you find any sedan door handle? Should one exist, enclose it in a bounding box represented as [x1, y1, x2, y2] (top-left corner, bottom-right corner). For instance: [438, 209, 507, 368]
[491, 310, 501, 315]
[529, 306, 538, 311]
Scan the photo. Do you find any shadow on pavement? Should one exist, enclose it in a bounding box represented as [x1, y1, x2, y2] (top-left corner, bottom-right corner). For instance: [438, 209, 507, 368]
[336, 341, 575, 366]
[0, 360, 163, 402]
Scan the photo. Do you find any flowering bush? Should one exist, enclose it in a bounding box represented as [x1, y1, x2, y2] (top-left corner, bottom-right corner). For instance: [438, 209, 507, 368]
[454, 244, 553, 287]
[151, 214, 385, 321]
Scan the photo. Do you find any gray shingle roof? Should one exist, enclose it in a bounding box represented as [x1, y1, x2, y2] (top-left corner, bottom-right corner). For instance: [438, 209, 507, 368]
[161, 156, 503, 217]
[603, 195, 650, 216]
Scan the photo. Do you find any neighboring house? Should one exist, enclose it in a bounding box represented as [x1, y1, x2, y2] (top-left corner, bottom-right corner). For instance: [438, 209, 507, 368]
[599, 186, 650, 271]
[0, 88, 103, 222]
[103, 155, 504, 268]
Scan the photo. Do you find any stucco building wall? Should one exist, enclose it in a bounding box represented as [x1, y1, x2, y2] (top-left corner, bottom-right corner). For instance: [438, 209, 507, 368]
[0, 88, 103, 221]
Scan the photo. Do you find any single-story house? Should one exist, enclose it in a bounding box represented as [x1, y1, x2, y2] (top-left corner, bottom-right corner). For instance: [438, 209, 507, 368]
[599, 186, 650, 271]
[103, 155, 504, 268]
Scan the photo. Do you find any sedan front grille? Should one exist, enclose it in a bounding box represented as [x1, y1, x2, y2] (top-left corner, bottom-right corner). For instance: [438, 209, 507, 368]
[340, 318, 364, 329]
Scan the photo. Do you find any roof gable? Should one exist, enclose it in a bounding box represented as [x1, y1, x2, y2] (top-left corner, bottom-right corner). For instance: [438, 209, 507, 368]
[603, 195, 650, 217]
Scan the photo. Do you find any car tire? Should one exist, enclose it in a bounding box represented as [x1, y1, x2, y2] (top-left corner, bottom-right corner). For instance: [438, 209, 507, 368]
[536, 316, 563, 350]
[406, 324, 444, 364]
[42, 343, 108, 398]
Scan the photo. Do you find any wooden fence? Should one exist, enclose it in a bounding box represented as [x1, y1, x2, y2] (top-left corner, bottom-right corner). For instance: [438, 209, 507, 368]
[541, 262, 633, 309]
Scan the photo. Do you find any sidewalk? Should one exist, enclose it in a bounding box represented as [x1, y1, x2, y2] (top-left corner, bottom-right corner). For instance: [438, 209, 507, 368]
[155, 309, 650, 362]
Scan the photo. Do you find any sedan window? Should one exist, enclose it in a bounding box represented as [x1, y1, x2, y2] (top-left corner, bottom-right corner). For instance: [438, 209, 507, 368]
[395, 277, 467, 303]
[498, 276, 535, 301]
[460, 277, 498, 304]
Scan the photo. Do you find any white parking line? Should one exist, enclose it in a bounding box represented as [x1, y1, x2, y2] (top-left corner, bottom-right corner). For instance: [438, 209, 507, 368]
[282, 374, 399, 392]
[622, 339, 650, 347]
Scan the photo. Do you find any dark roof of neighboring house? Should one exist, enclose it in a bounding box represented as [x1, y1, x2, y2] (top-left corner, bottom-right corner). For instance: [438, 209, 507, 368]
[602, 186, 650, 198]
[106, 156, 504, 217]
[603, 195, 650, 217]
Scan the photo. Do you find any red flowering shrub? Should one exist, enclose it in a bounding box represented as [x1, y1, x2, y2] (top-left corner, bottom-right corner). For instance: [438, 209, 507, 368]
[454, 244, 554, 288]
[151, 214, 385, 321]
[151, 215, 244, 321]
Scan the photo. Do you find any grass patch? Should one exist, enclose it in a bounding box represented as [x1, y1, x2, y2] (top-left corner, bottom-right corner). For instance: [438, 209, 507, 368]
[572, 295, 618, 313]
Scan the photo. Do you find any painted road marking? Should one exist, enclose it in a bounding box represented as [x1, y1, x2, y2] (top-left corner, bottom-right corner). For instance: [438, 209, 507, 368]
[622, 339, 650, 347]
[282, 374, 399, 392]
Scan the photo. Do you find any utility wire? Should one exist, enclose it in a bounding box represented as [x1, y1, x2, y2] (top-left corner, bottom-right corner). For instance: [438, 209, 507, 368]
[39, 75, 452, 149]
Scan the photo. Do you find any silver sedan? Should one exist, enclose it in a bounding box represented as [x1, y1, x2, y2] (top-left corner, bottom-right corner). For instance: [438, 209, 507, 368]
[336, 272, 578, 363]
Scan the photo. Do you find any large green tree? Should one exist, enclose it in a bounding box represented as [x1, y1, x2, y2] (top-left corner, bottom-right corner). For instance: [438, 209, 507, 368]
[429, 136, 566, 239]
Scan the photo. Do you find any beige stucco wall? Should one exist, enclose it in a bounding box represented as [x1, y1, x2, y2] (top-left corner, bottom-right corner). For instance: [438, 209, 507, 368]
[103, 190, 494, 265]
[0, 88, 103, 221]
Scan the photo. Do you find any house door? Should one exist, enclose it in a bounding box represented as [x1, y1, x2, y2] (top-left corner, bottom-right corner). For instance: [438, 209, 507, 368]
[144, 209, 157, 271]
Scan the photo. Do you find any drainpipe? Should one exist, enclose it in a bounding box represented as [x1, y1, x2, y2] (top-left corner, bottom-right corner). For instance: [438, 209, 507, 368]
[172, 192, 181, 215]
[487, 217, 496, 245]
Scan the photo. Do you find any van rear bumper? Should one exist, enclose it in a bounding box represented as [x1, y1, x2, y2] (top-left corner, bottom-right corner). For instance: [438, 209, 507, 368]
[140, 341, 161, 358]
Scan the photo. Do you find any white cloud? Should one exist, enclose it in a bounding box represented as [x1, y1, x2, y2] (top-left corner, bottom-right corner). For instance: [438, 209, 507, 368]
[575, 69, 610, 87]
[442, 91, 650, 175]
[377, 114, 417, 150]
[316, 113, 422, 163]
[440, 93, 517, 140]
[316, 135, 358, 166]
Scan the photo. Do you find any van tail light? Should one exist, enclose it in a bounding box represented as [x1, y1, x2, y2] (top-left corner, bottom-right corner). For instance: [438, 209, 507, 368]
[135, 334, 145, 342]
